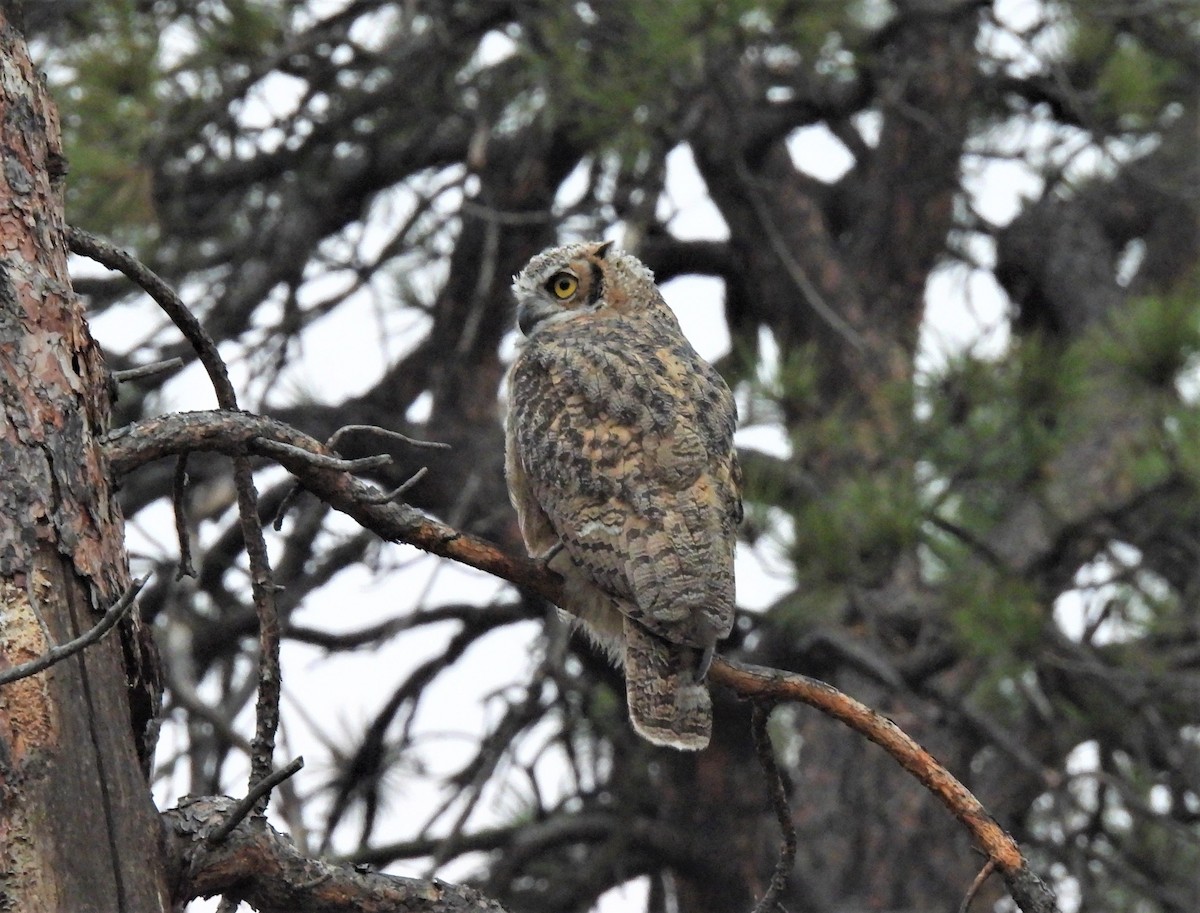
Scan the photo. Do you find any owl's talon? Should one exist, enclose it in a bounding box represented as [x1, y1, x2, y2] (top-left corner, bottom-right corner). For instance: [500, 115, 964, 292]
[540, 542, 565, 565]
[695, 645, 715, 683]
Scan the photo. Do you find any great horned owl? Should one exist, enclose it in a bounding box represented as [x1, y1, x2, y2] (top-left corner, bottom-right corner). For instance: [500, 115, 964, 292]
[505, 240, 741, 750]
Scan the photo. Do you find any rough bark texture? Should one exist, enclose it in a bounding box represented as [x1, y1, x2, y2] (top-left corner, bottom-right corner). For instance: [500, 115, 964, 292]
[0, 15, 168, 912]
[24, 2, 1200, 912]
[165, 795, 511, 913]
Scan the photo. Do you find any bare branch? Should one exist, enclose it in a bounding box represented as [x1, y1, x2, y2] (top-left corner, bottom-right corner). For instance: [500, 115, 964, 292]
[172, 454, 197, 579]
[241, 438, 283, 816]
[207, 757, 306, 847]
[256, 438, 393, 473]
[286, 602, 530, 651]
[0, 576, 149, 687]
[750, 703, 796, 913]
[359, 466, 428, 503]
[69, 228, 283, 815]
[270, 424, 441, 528]
[164, 794, 511, 913]
[707, 659, 1059, 913]
[67, 227, 237, 409]
[327, 424, 451, 452]
[111, 357, 185, 383]
[960, 859, 998, 913]
[104, 410, 555, 595]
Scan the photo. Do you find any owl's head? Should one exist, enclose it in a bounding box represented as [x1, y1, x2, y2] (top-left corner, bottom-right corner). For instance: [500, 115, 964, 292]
[511, 240, 661, 337]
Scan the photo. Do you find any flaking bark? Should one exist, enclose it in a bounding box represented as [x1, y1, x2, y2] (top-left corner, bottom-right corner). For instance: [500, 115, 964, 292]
[0, 12, 168, 912]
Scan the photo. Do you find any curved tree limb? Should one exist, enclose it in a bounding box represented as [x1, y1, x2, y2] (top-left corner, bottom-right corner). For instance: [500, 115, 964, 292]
[104, 410, 557, 596]
[707, 660, 1056, 913]
[108, 407, 1058, 913]
[70, 227, 284, 813]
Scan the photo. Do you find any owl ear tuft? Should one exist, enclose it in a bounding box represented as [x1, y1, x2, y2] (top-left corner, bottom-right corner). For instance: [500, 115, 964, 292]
[594, 240, 615, 260]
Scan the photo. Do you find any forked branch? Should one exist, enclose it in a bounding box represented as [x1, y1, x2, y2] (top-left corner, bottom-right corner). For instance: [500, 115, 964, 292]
[164, 794, 510, 913]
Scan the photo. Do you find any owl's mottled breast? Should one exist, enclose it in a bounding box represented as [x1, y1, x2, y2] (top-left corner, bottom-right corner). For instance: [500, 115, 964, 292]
[507, 301, 740, 644]
[504, 241, 741, 749]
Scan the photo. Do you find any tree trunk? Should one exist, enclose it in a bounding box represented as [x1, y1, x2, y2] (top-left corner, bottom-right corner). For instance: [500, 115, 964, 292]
[0, 14, 169, 911]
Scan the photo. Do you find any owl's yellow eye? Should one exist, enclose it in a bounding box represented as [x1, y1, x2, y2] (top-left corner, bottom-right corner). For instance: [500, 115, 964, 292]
[548, 273, 578, 299]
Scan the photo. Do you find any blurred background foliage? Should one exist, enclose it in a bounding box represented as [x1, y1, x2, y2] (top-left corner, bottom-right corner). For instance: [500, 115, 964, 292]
[30, 0, 1200, 911]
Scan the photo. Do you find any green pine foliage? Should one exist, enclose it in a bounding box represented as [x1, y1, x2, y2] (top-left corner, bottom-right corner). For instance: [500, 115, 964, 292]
[518, 0, 874, 160]
[1066, 9, 1186, 130]
[752, 278, 1200, 661]
[48, 0, 286, 242]
[52, 1, 161, 239]
[1102, 285, 1200, 390]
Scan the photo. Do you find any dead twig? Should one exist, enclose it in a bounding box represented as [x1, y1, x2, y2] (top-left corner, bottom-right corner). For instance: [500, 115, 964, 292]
[959, 859, 998, 913]
[172, 454, 197, 579]
[111, 357, 185, 384]
[359, 466, 428, 503]
[255, 438, 393, 473]
[0, 576, 149, 687]
[750, 703, 796, 913]
[271, 425, 443, 528]
[207, 756, 305, 847]
[327, 424, 450, 451]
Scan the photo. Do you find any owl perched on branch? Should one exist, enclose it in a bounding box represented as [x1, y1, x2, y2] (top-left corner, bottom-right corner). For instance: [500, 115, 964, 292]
[505, 240, 741, 750]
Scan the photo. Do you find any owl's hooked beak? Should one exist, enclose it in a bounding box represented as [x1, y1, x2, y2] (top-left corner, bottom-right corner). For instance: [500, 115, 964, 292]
[516, 295, 560, 336]
[516, 298, 540, 336]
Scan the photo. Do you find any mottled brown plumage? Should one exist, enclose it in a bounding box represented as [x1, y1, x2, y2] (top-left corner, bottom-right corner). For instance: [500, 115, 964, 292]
[505, 240, 741, 750]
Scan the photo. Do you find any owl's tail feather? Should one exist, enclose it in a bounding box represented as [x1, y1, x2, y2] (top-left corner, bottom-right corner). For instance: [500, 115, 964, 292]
[622, 617, 712, 751]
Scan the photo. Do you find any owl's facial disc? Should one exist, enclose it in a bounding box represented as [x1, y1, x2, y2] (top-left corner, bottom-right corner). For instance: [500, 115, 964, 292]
[515, 258, 603, 336]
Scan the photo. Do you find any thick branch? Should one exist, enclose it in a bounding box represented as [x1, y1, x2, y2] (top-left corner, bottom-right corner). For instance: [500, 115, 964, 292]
[104, 410, 556, 595]
[163, 795, 508, 912]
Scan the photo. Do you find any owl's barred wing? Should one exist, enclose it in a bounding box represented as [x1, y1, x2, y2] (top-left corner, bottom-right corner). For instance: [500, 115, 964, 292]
[506, 243, 740, 751]
[509, 315, 740, 649]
